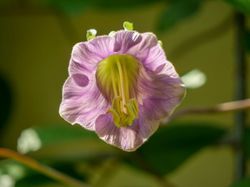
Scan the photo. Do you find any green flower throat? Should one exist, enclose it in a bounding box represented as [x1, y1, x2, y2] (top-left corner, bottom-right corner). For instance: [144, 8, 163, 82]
[96, 54, 140, 128]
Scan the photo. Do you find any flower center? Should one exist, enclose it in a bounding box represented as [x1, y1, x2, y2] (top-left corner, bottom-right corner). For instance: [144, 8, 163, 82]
[96, 54, 140, 128]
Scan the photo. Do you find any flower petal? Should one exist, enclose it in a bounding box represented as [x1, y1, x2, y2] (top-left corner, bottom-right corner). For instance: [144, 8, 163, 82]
[61, 36, 116, 130]
[69, 43, 101, 76]
[95, 109, 159, 151]
[114, 31, 161, 65]
[88, 36, 115, 59]
[69, 36, 115, 76]
[72, 74, 89, 87]
[114, 30, 142, 53]
[130, 32, 159, 61]
[59, 74, 109, 131]
[138, 66, 185, 121]
[143, 43, 168, 72]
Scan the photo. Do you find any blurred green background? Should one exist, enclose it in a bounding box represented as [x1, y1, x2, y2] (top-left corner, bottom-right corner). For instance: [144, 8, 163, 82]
[0, 0, 250, 187]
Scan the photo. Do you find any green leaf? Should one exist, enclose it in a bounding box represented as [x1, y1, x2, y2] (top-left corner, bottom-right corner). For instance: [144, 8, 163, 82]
[230, 178, 250, 187]
[14, 125, 117, 186]
[157, 0, 201, 32]
[32, 125, 96, 145]
[226, 0, 250, 14]
[127, 122, 226, 175]
[16, 125, 90, 152]
[244, 31, 250, 52]
[17, 124, 117, 161]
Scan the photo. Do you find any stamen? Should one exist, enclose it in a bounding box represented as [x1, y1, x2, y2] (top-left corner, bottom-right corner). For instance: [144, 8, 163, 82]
[117, 61, 127, 113]
[96, 54, 140, 127]
[111, 72, 118, 97]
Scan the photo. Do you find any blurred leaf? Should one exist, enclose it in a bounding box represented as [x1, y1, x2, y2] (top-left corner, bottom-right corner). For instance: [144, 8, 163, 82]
[0, 159, 87, 187]
[91, 0, 160, 9]
[0, 160, 26, 181]
[244, 30, 250, 52]
[230, 178, 250, 187]
[181, 69, 207, 89]
[17, 125, 117, 161]
[157, 0, 202, 32]
[226, 0, 250, 14]
[48, 0, 90, 14]
[0, 160, 28, 187]
[16, 177, 55, 187]
[16, 125, 113, 186]
[17, 125, 95, 149]
[127, 122, 226, 175]
[47, 0, 161, 13]
[15, 162, 87, 187]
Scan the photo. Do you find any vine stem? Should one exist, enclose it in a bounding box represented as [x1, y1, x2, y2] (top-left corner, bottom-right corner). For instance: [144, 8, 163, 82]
[167, 98, 250, 122]
[234, 11, 247, 180]
[0, 148, 90, 187]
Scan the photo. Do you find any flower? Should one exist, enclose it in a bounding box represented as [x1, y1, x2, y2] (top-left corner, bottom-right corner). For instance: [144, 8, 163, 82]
[59, 22, 185, 152]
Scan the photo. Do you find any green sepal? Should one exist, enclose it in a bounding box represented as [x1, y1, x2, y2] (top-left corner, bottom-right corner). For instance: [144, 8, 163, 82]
[86, 29, 97, 41]
[123, 21, 134, 31]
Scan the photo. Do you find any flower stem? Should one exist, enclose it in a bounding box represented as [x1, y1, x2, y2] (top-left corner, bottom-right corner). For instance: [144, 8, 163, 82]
[0, 148, 90, 187]
[168, 98, 250, 121]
